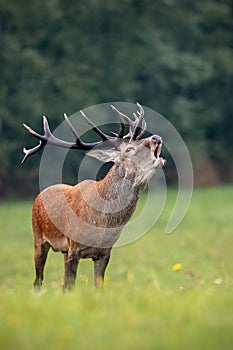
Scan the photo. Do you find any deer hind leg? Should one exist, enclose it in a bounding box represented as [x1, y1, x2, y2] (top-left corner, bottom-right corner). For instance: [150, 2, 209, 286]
[33, 241, 51, 291]
[93, 250, 111, 288]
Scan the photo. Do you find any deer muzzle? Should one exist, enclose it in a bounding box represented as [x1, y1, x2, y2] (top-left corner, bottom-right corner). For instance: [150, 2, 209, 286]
[151, 135, 163, 159]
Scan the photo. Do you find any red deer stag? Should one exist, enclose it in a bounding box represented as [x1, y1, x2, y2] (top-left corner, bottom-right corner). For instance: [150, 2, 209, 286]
[22, 103, 164, 290]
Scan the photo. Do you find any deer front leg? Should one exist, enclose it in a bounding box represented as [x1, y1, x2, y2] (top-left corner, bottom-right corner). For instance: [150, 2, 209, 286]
[93, 250, 111, 288]
[34, 241, 50, 291]
[63, 249, 79, 291]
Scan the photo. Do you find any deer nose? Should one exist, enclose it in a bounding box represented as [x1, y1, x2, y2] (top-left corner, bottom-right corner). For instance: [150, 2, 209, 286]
[151, 135, 162, 145]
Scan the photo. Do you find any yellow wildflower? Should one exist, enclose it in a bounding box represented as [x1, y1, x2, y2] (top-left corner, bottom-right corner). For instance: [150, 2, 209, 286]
[172, 263, 182, 271]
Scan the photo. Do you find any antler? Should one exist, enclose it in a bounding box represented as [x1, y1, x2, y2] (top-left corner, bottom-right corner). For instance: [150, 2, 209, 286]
[22, 112, 114, 163]
[111, 102, 147, 141]
[22, 103, 147, 163]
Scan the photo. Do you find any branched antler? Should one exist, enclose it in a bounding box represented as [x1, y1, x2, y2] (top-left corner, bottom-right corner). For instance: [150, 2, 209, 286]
[22, 103, 147, 163]
[22, 112, 114, 163]
[111, 102, 147, 141]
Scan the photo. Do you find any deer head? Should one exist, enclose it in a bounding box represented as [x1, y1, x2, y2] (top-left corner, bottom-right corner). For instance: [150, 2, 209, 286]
[22, 103, 164, 187]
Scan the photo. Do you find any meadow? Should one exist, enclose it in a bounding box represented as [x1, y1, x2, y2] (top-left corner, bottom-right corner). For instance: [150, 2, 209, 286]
[0, 186, 232, 350]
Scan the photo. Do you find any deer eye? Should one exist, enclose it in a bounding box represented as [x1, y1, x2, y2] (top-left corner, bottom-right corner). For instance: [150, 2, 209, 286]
[125, 146, 134, 153]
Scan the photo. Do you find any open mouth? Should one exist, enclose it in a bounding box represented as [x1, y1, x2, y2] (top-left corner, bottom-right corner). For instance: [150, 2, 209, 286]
[154, 142, 162, 159]
[151, 135, 163, 159]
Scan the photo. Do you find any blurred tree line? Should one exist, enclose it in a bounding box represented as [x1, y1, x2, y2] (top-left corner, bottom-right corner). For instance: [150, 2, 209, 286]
[0, 0, 232, 197]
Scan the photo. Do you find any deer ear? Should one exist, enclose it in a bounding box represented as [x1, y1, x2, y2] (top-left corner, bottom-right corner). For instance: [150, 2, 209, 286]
[87, 148, 119, 163]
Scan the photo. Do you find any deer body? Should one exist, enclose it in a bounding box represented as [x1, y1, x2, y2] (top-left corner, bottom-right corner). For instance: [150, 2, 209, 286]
[22, 104, 164, 290]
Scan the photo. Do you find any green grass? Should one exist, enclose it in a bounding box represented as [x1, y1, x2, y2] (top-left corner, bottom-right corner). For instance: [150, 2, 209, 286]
[0, 186, 232, 350]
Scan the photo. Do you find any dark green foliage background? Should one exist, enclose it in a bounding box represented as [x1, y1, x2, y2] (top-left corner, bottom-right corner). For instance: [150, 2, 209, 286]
[1, 0, 232, 196]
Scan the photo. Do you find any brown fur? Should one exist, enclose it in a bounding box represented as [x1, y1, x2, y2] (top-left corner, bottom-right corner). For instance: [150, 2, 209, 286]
[32, 136, 164, 290]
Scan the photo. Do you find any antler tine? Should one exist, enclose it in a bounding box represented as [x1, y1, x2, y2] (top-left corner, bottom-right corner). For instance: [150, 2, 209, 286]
[136, 103, 147, 139]
[110, 105, 126, 138]
[137, 102, 144, 113]
[111, 105, 137, 139]
[116, 118, 125, 138]
[111, 105, 131, 124]
[22, 116, 50, 141]
[130, 102, 145, 141]
[21, 141, 45, 164]
[109, 117, 125, 139]
[64, 113, 79, 139]
[21, 116, 55, 163]
[63, 113, 87, 148]
[80, 110, 110, 142]
[137, 119, 147, 140]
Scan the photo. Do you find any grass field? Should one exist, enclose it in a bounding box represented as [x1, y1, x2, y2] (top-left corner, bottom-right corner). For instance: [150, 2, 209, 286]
[0, 186, 232, 350]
